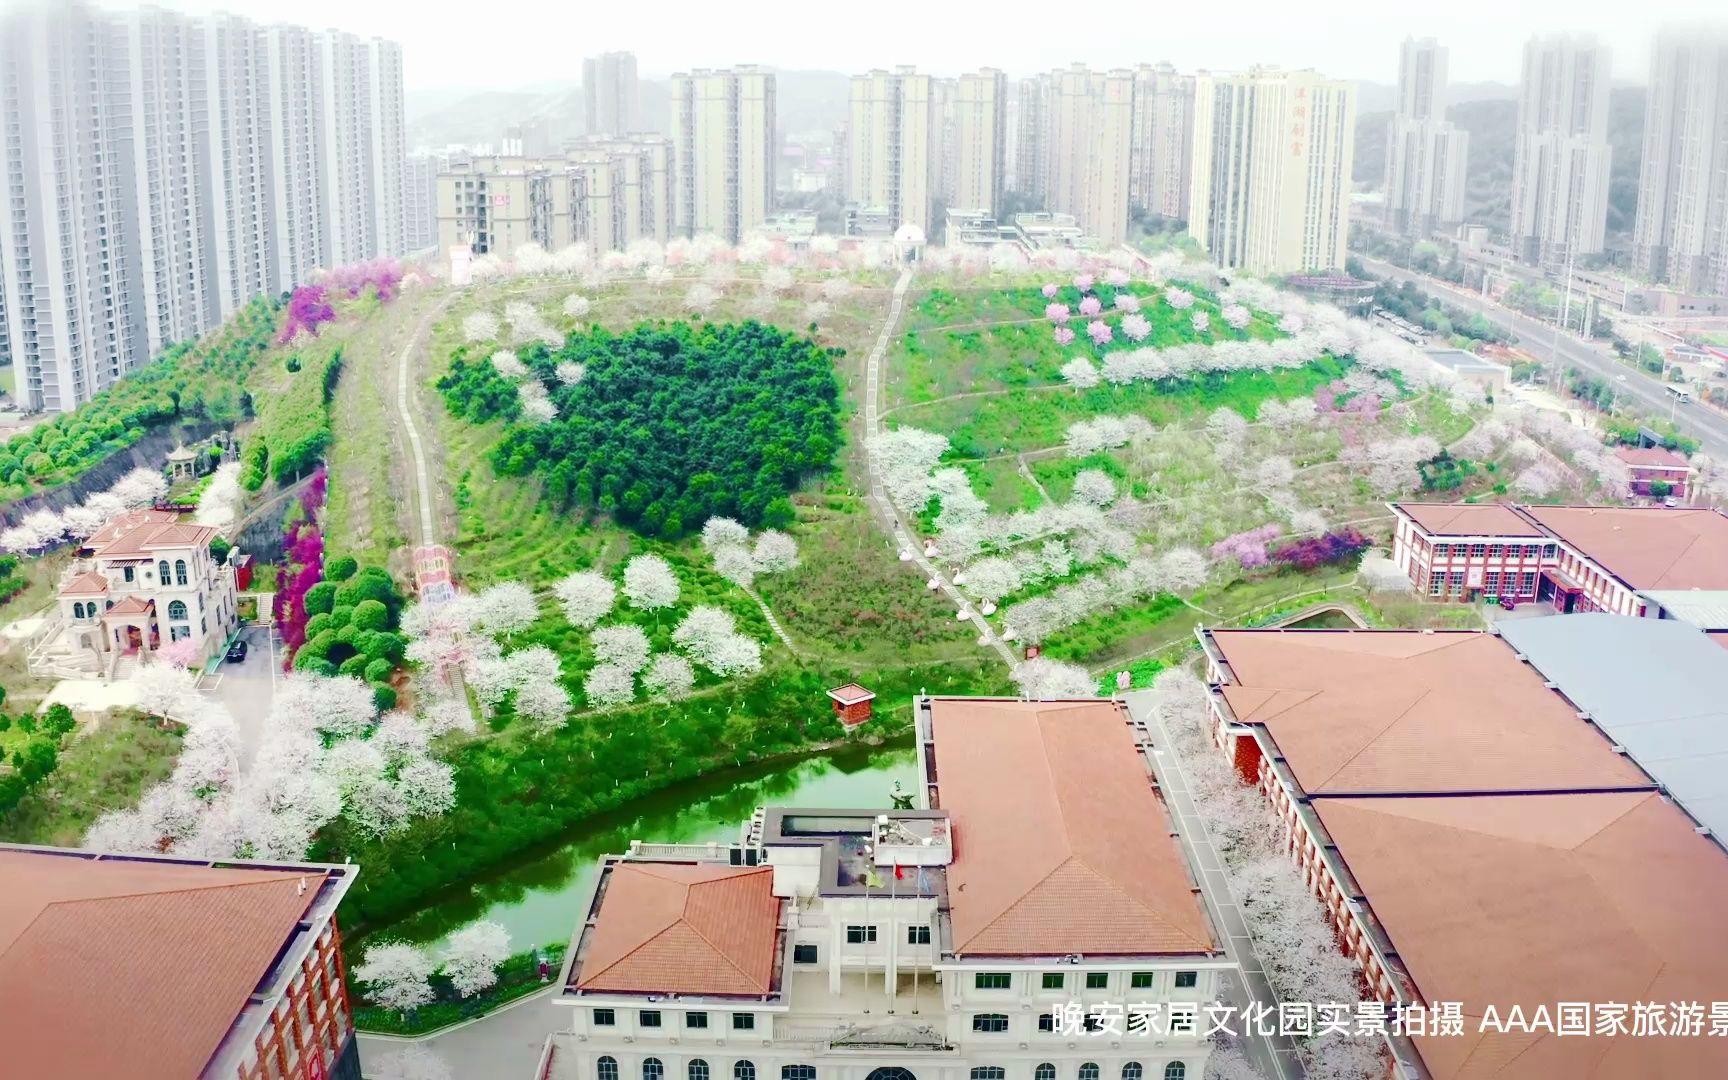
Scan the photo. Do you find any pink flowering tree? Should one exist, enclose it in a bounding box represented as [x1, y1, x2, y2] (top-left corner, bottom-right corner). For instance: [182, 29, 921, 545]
[1041, 283, 1059, 298]
[1044, 302, 1071, 325]
[1053, 326, 1076, 346]
[278, 286, 335, 343]
[1121, 313, 1152, 342]
[1223, 304, 1253, 331]
[1210, 524, 1284, 569]
[1104, 267, 1131, 288]
[1192, 311, 1211, 334]
[275, 468, 327, 660]
[1113, 292, 1141, 313]
[1086, 320, 1113, 347]
[1073, 273, 1095, 292]
[1164, 286, 1195, 310]
[1078, 295, 1103, 317]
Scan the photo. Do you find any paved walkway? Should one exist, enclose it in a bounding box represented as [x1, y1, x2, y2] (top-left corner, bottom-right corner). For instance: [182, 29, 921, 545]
[395, 294, 456, 548]
[359, 988, 564, 1078]
[1124, 689, 1307, 1080]
[860, 269, 1015, 668]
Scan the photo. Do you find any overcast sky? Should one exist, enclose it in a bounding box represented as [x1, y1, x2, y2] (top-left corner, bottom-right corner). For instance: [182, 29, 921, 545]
[65, 0, 1725, 92]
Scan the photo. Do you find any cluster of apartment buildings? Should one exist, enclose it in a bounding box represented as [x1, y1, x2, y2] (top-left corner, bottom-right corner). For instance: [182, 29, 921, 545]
[0, 2, 408, 412]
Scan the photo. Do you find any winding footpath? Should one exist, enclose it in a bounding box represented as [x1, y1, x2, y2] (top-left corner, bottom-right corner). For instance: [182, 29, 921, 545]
[861, 270, 1016, 668]
[395, 293, 456, 548]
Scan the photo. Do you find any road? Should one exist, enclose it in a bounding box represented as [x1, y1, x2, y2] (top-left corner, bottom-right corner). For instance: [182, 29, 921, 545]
[1358, 255, 1728, 460]
[1123, 690, 1306, 1080]
[198, 623, 279, 768]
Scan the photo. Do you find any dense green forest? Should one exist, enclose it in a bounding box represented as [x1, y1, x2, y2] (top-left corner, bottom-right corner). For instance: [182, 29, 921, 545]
[0, 296, 278, 502]
[439, 320, 842, 537]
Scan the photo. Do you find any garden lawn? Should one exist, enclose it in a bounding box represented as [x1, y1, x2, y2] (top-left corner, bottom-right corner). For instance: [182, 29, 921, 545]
[0, 714, 182, 847]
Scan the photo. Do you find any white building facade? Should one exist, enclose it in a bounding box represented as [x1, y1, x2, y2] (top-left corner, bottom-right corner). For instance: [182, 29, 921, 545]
[848, 68, 937, 236]
[1509, 35, 1612, 266]
[671, 67, 776, 244]
[1632, 30, 1728, 295]
[1383, 38, 1469, 237]
[1128, 65, 1195, 223]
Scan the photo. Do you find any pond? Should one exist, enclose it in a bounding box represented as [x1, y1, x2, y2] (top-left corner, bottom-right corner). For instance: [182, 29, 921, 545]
[358, 740, 919, 955]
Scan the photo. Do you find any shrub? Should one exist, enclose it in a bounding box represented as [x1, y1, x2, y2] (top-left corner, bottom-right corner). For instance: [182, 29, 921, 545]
[326, 555, 359, 582]
[338, 655, 370, 678]
[285, 355, 302, 373]
[372, 685, 398, 711]
[303, 582, 338, 617]
[304, 613, 335, 641]
[351, 599, 389, 632]
[329, 605, 355, 630]
[337, 567, 402, 613]
[364, 657, 393, 684]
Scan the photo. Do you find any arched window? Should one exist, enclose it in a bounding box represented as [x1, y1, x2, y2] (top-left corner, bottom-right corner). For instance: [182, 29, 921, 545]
[1162, 1066, 1186, 1080]
[72, 602, 84, 620]
[175, 559, 187, 585]
[1079, 1066, 1100, 1080]
[781, 1068, 816, 1080]
[644, 1059, 664, 1080]
[733, 1064, 755, 1080]
[157, 560, 170, 582]
[1035, 1066, 1056, 1080]
[971, 1070, 1006, 1080]
[689, 1062, 710, 1080]
[866, 1070, 916, 1080]
[1122, 1066, 1143, 1080]
[597, 1058, 619, 1080]
[168, 600, 187, 621]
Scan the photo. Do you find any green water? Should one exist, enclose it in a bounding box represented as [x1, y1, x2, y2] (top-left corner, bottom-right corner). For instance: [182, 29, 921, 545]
[365, 741, 919, 953]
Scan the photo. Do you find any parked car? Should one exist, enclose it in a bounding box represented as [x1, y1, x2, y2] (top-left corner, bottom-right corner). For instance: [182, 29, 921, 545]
[226, 639, 248, 663]
[1664, 496, 1679, 507]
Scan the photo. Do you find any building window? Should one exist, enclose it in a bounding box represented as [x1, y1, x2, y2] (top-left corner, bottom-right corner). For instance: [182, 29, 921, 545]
[1130, 972, 1154, 989]
[1428, 572, 1445, 596]
[72, 603, 84, 620]
[972, 1014, 1009, 1033]
[645, 1060, 664, 1080]
[1082, 1015, 1104, 1033]
[845, 925, 877, 944]
[640, 1010, 661, 1028]
[1521, 572, 1537, 594]
[123, 566, 135, 582]
[1468, 543, 1486, 557]
[1085, 972, 1108, 990]
[1543, 544, 1557, 558]
[733, 1064, 755, 1080]
[158, 560, 170, 581]
[793, 944, 818, 964]
[1431, 543, 1449, 558]
[598, 1058, 619, 1080]
[974, 972, 1012, 990]
[1487, 544, 1503, 558]
[175, 559, 187, 585]
[1039, 1013, 1055, 1033]
[168, 600, 187, 621]
[690, 1063, 710, 1080]
[1448, 571, 1465, 596]
[1174, 971, 1198, 989]
[732, 1013, 755, 1031]
[686, 1012, 708, 1030]
[972, 1070, 1006, 1080]
[1164, 1066, 1186, 1080]
[1042, 972, 1065, 990]
[593, 1009, 616, 1027]
[906, 925, 930, 945]
[780, 1068, 815, 1080]
[1080, 1065, 1100, 1080]
[1484, 571, 1501, 594]
[1170, 1011, 1194, 1033]
[1035, 1066, 1056, 1080]
[1122, 1066, 1143, 1080]
[197, 593, 204, 612]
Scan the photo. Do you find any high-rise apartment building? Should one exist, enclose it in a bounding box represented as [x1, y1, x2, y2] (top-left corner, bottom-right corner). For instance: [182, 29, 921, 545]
[571, 135, 676, 249]
[1632, 30, 1728, 295]
[671, 67, 776, 244]
[0, 2, 406, 413]
[946, 69, 1007, 214]
[583, 51, 641, 137]
[1510, 35, 1612, 265]
[1129, 63, 1196, 222]
[1188, 68, 1356, 275]
[847, 67, 936, 233]
[1011, 77, 1045, 201]
[405, 151, 449, 252]
[1040, 65, 1135, 245]
[1384, 38, 1470, 237]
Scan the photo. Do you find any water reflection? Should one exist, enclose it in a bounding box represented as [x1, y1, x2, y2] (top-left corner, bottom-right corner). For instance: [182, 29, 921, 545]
[359, 740, 918, 952]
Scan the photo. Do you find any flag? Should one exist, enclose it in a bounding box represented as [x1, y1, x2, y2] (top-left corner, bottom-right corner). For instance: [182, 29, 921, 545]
[864, 869, 883, 889]
[894, 862, 905, 880]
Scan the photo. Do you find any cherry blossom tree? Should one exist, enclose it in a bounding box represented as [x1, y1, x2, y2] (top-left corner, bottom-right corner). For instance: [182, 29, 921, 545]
[1040, 282, 1058, 298]
[1157, 548, 1208, 592]
[820, 276, 854, 302]
[1191, 310, 1211, 334]
[867, 427, 949, 510]
[356, 943, 436, 1014]
[1119, 313, 1151, 342]
[622, 554, 680, 615]
[274, 673, 378, 739]
[591, 624, 651, 675]
[461, 312, 500, 343]
[644, 653, 696, 701]
[751, 530, 799, 574]
[1223, 304, 1252, 330]
[1086, 320, 1113, 347]
[583, 663, 636, 708]
[1053, 326, 1076, 346]
[1164, 286, 1195, 310]
[1060, 356, 1101, 390]
[555, 361, 587, 386]
[421, 696, 477, 737]
[684, 282, 721, 315]
[1205, 1045, 1271, 1080]
[701, 517, 751, 552]
[1078, 295, 1103, 317]
[1073, 273, 1094, 291]
[473, 581, 540, 639]
[396, 756, 458, 817]
[441, 921, 512, 997]
[1070, 470, 1117, 507]
[562, 294, 591, 319]
[490, 350, 527, 379]
[1010, 656, 1095, 699]
[1277, 312, 1305, 334]
[1255, 456, 1296, 490]
[1044, 302, 1072, 325]
[712, 543, 756, 587]
[1513, 463, 1562, 498]
[134, 660, 202, 722]
[961, 557, 1023, 606]
[553, 571, 616, 629]
[1113, 292, 1142, 313]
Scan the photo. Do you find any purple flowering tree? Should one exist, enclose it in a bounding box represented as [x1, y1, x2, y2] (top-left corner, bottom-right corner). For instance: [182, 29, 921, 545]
[1045, 302, 1072, 325]
[1271, 528, 1371, 571]
[278, 286, 335, 343]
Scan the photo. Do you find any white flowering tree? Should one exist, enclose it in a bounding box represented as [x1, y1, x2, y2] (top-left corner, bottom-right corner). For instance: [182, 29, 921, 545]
[1060, 356, 1101, 390]
[1070, 470, 1117, 507]
[461, 312, 500, 343]
[441, 921, 512, 997]
[712, 543, 756, 587]
[1010, 657, 1095, 699]
[621, 554, 679, 617]
[751, 530, 799, 574]
[643, 653, 696, 701]
[561, 294, 591, 319]
[356, 942, 436, 1015]
[583, 663, 637, 708]
[591, 624, 651, 675]
[553, 571, 616, 629]
[555, 361, 587, 386]
[472, 581, 540, 639]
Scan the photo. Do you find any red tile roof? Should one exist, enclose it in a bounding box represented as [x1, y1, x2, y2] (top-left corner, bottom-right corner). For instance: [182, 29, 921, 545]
[102, 595, 154, 617]
[826, 683, 876, 704]
[1613, 446, 1689, 470]
[1519, 505, 1728, 590]
[58, 571, 110, 596]
[1314, 792, 1728, 1079]
[1391, 502, 1546, 537]
[84, 508, 179, 548]
[929, 698, 1217, 957]
[575, 864, 780, 996]
[0, 850, 328, 1080]
[1208, 630, 1651, 795]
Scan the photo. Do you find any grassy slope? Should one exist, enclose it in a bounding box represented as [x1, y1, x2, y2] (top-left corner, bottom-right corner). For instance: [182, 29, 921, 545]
[0, 716, 182, 847]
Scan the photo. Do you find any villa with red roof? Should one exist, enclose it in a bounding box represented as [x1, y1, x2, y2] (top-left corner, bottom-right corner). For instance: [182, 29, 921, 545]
[1389, 502, 1728, 621]
[44, 506, 240, 676]
[542, 697, 1231, 1080]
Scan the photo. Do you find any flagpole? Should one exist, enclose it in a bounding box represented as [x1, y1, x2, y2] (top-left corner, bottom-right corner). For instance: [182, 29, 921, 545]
[861, 842, 872, 1014]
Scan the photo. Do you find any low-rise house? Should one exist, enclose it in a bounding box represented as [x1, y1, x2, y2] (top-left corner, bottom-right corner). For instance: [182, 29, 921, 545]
[1612, 446, 1691, 498]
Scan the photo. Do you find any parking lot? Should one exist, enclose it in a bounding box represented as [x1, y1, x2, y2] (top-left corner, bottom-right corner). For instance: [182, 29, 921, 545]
[199, 623, 279, 767]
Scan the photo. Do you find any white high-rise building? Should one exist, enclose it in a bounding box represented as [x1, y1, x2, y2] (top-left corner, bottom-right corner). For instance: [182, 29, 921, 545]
[1041, 65, 1135, 246]
[947, 69, 1007, 216]
[1510, 35, 1612, 266]
[584, 52, 641, 137]
[1188, 68, 1356, 275]
[1384, 38, 1470, 237]
[1010, 77, 1045, 201]
[0, 1, 407, 413]
[1632, 30, 1728, 295]
[671, 67, 776, 244]
[1129, 63, 1196, 222]
[405, 152, 448, 253]
[847, 68, 937, 234]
